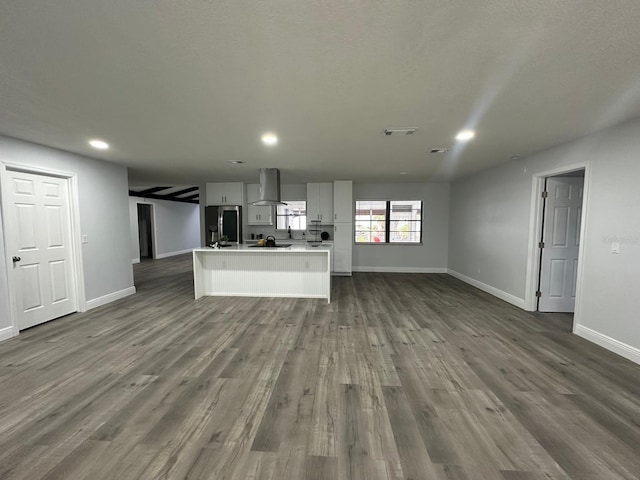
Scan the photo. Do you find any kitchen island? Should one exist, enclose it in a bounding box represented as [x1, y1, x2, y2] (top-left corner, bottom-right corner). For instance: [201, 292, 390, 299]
[193, 244, 331, 302]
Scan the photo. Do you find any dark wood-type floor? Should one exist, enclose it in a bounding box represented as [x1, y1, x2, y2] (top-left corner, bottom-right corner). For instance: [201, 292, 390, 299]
[0, 255, 639, 479]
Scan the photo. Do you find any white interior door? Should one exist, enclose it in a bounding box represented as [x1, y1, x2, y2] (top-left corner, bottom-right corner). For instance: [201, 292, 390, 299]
[4, 170, 77, 330]
[538, 176, 583, 312]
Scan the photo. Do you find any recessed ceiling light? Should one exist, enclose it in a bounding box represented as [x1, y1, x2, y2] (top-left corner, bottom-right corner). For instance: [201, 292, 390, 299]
[228, 160, 244, 165]
[400, 171, 407, 175]
[89, 139, 109, 150]
[261, 133, 278, 146]
[510, 155, 521, 161]
[455, 129, 475, 142]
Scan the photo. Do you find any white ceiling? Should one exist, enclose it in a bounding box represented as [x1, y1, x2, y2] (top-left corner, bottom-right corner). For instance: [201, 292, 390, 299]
[2, 1, 640, 185]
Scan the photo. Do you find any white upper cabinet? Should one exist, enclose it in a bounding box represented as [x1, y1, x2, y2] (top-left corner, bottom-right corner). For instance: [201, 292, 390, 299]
[333, 180, 353, 223]
[307, 182, 333, 222]
[206, 182, 244, 205]
[245, 183, 273, 225]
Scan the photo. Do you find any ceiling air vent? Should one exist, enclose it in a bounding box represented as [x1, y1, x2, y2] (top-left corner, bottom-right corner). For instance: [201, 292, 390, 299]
[383, 128, 416, 136]
[430, 148, 450, 154]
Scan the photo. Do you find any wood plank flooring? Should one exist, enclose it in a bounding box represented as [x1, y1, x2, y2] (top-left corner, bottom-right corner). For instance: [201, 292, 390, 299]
[0, 254, 639, 479]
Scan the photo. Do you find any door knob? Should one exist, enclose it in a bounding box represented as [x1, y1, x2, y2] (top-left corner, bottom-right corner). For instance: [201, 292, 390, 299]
[12, 256, 21, 263]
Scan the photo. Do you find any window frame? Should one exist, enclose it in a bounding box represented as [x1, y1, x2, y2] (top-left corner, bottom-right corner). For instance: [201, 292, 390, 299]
[275, 200, 307, 231]
[354, 199, 423, 245]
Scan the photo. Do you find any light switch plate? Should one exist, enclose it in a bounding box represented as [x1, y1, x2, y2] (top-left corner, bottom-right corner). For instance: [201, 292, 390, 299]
[611, 242, 620, 254]
[82, 234, 89, 244]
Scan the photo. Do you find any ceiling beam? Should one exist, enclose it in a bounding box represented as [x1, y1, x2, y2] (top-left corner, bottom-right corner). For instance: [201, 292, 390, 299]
[136, 186, 171, 195]
[129, 190, 199, 204]
[165, 186, 199, 198]
[180, 193, 200, 201]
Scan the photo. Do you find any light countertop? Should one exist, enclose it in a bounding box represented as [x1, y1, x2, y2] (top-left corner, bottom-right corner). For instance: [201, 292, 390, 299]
[194, 243, 332, 253]
[244, 239, 332, 244]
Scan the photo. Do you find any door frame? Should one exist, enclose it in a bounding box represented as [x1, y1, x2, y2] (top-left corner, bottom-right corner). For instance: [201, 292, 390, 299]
[134, 200, 157, 262]
[0, 162, 86, 337]
[524, 161, 591, 332]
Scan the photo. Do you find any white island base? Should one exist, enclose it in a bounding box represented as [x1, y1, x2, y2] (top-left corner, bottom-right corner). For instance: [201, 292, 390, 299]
[193, 246, 331, 303]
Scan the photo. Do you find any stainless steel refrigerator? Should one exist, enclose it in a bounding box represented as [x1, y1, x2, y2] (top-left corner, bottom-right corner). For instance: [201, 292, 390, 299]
[205, 205, 243, 244]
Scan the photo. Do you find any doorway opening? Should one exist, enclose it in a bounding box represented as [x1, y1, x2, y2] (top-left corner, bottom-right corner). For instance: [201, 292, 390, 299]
[525, 162, 590, 331]
[137, 204, 155, 261]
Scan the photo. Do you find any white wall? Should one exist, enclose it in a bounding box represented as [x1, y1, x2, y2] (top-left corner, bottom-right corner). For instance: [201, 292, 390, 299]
[352, 183, 450, 272]
[129, 197, 200, 262]
[449, 118, 640, 362]
[0, 135, 134, 319]
[448, 164, 532, 303]
[242, 181, 450, 272]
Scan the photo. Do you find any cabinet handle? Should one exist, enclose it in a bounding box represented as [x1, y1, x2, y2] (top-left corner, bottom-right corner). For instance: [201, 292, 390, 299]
[12, 256, 21, 263]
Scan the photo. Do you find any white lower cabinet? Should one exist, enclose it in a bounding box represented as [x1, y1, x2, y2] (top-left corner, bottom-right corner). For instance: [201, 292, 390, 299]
[333, 223, 352, 275]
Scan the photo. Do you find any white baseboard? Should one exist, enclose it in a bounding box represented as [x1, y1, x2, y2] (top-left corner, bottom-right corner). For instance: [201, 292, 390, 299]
[86, 286, 136, 311]
[132, 258, 140, 264]
[574, 324, 640, 365]
[352, 266, 448, 273]
[0, 326, 16, 343]
[155, 248, 194, 259]
[447, 269, 526, 309]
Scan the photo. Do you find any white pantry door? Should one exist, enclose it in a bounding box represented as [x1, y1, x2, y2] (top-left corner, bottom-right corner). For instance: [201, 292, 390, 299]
[538, 176, 584, 313]
[4, 170, 77, 329]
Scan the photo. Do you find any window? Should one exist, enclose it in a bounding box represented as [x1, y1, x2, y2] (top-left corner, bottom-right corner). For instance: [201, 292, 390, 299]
[355, 200, 422, 243]
[276, 201, 307, 230]
[355, 200, 387, 243]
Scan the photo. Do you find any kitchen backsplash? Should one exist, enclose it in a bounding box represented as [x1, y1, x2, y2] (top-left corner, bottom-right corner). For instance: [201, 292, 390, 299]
[245, 224, 333, 241]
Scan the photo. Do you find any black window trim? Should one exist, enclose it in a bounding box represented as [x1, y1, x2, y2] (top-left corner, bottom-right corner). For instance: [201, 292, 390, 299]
[354, 199, 423, 245]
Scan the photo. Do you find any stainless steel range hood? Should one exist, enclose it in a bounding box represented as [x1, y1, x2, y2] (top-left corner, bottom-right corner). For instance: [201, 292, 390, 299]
[251, 168, 287, 206]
